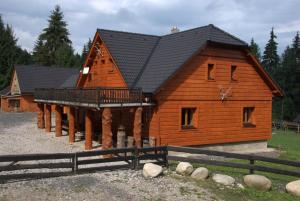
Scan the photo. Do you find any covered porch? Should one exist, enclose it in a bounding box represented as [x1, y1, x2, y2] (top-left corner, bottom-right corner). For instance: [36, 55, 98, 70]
[34, 87, 155, 150]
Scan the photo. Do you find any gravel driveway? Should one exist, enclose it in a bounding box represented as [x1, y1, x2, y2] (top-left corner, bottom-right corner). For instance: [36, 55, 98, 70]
[0, 112, 219, 201]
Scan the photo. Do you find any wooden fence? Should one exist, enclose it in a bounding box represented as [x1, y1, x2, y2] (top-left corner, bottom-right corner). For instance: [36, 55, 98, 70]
[167, 146, 300, 177]
[273, 121, 300, 133]
[1, 146, 300, 181]
[0, 146, 167, 181]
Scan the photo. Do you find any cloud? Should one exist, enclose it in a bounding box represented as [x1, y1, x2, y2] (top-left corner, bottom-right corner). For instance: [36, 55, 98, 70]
[1, 0, 299, 54]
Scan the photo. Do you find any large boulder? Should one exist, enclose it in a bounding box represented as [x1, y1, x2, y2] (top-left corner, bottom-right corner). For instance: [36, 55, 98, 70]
[286, 180, 300, 197]
[191, 167, 209, 180]
[212, 174, 235, 186]
[143, 163, 163, 178]
[243, 175, 272, 191]
[176, 162, 193, 175]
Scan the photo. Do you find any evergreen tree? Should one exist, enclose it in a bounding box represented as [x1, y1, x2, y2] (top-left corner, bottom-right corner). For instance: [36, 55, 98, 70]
[34, 5, 74, 67]
[0, 15, 32, 89]
[262, 28, 279, 76]
[249, 38, 262, 61]
[81, 38, 92, 64]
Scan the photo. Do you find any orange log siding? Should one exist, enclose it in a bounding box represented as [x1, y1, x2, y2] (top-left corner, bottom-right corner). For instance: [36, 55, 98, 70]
[149, 45, 273, 146]
[0, 94, 39, 112]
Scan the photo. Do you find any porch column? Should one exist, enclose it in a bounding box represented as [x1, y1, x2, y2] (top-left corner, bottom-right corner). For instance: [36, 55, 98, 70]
[102, 107, 112, 150]
[55, 105, 62, 137]
[133, 107, 142, 148]
[45, 104, 51, 132]
[68, 107, 75, 144]
[85, 110, 93, 150]
[37, 103, 45, 129]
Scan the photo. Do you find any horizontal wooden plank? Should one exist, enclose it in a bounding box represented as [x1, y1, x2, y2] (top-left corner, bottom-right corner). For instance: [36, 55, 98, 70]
[0, 171, 73, 181]
[0, 162, 73, 171]
[77, 164, 132, 173]
[76, 147, 135, 157]
[77, 156, 133, 165]
[0, 153, 74, 162]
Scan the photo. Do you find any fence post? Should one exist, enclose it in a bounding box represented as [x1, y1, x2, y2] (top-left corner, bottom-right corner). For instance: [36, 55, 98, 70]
[74, 152, 78, 174]
[249, 156, 255, 174]
[134, 146, 139, 170]
[164, 146, 169, 168]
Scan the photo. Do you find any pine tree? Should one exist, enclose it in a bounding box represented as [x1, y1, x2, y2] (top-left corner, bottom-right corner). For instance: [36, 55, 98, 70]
[34, 5, 73, 67]
[0, 16, 17, 89]
[249, 38, 262, 61]
[81, 38, 92, 64]
[262, 28, 279, 76]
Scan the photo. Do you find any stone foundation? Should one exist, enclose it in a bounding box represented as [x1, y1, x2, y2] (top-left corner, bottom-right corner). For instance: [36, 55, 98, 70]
[195, 141, 269, 153]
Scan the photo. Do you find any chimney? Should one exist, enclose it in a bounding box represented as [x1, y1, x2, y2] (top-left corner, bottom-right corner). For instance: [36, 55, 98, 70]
[171, 26, 180, 34]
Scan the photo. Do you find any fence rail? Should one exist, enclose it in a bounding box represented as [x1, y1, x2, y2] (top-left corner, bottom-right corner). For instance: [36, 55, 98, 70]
[167, 146, 300, 177]
[34, 87, 152, 106]
[1, 146, 300, 181]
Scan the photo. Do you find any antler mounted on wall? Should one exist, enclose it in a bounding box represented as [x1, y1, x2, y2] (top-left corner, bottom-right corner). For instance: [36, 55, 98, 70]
[218, 85, 232, 102]
[95, 42, 104, 57]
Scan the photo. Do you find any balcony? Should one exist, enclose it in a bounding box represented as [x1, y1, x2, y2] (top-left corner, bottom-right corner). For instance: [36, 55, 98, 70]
[34, 88, 154, 108]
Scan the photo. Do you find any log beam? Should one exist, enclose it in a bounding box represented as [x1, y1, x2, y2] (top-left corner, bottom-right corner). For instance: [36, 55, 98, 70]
[133, 107, 142, 148]
[102, 108, 112, 150]
[85, 110, 93, 150]
[68, 107, 75, 144]
[55, 105, 62, 137]
[45, 104, 51, 132]
[37, 103, 45, 129]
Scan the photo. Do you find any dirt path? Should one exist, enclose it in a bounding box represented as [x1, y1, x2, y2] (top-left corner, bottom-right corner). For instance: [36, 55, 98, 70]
[0, 112, 219, 201]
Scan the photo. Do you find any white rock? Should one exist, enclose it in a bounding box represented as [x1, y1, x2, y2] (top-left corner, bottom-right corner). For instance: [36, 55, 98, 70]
[142, 163, 163, 178]
[243, 175, 272, 191]
[191, 167, 209, 180]
[212, 174, 235, 186]
[286, 180, 300, 197]
[176, 162, 194, 175]
[236, 183, 245, 189]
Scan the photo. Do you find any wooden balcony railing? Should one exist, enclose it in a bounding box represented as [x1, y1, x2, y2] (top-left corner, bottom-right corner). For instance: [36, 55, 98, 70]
[34, 88, 152, 107]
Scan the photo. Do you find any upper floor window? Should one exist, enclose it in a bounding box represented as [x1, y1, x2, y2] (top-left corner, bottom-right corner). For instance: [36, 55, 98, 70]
[181, 108, 196, 129]
[208, 64, 215, 80]
[243, 107, 255, 127]
[231, 65, 237, 81]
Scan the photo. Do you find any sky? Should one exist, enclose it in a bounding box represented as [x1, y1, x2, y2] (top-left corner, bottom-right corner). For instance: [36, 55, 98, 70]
[1, 0, 300, 54]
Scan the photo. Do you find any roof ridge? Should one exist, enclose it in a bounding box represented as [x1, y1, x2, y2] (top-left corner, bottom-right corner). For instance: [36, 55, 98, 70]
[131, 37, 161, 88]
[161, 24, 212, 37]
[209, 24, 248, 45]
[97, 28, 160, 38]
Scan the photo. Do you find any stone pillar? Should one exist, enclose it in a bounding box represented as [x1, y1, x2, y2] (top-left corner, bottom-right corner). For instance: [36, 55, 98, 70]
[37, 103, 45, 129]
[127, 136, 134, 148]
[102, 107, 112, 150]
[117, 125, 126, 149]
[85, 110, 93, 150]
[68, 107, 75, 144]
[133, 107, 142, 148]
[55, 105, 62, 137]
[149, 136, 156, 147]
[45, 104, 51, 132]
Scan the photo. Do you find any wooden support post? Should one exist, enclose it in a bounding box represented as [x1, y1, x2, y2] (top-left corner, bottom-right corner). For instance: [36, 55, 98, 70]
[37, 103, 45, 129]
[45, 104, 51, 132]
[68, 107, 75, 144]
[85, 110, 93, 150]
[102, 107, 112, 151]
[55, 105, 62, 137]
[249, 158, 255, 174]
[133, 107, 142, 148]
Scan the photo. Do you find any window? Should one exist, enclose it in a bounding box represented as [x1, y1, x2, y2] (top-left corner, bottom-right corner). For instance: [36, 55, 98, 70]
[208, 64, 215, 80]
[181, 108, 196, 128]
[231, 65, 237, 81]
[243, 107, 255, 127]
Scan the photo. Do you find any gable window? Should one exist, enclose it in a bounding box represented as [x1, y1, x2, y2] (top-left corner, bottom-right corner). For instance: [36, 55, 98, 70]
[181, 108, 196, 129]
[243, 107, 255, 127]
[231, 65, 237, 81]
[208, 64, 215, 80]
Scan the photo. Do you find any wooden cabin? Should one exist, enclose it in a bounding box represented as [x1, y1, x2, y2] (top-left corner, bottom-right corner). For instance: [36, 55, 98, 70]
[34, 24, 283, 151]
[0, 65, 78, 112]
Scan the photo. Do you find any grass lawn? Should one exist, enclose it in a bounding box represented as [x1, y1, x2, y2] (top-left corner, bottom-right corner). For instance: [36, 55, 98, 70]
[169, 130, 300, 201]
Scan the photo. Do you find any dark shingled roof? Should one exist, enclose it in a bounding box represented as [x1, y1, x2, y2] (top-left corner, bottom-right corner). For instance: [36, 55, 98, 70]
[15, 65, 79, 93]
[97, 24, 247, 93]
[0, 86, 10, 95]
